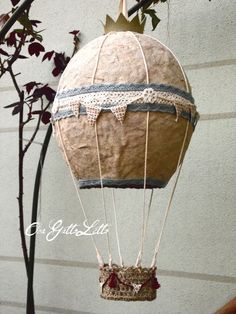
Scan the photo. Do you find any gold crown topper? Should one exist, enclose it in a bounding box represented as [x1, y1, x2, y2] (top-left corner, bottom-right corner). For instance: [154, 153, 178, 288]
[104, 0, 145, 34]
[104, 13, 146, 34]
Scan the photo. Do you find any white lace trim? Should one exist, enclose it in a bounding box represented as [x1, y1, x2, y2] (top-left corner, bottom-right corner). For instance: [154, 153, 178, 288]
[52, 88, 196, 125]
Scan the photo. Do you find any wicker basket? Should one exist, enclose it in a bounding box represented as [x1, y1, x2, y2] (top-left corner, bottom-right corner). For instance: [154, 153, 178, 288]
[99, 264, 160, 301]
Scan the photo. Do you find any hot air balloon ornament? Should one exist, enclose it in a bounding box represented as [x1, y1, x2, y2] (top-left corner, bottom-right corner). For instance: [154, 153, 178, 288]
[51, 0, 199, 302]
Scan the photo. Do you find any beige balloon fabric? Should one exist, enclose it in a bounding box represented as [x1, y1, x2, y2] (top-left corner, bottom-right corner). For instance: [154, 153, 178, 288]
[58, 32, 188, 89]
[52, 31, 199, 189]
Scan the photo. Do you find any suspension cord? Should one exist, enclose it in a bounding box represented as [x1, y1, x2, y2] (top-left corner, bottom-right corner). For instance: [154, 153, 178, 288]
[57, 121, 104, 267]
[112, 189, 124, 266]
[128, 32, 151, 267]
[150, 120, 190, 268]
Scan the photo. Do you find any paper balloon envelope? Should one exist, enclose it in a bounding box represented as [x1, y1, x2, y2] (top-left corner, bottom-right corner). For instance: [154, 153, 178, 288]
[51, 7, 199, 302]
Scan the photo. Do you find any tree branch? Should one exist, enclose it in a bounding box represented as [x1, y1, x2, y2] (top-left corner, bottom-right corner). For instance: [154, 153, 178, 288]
[0, 0, 35, 41]
[23, 100, 51, 155]
[128, 0, 155, 16]
[26, 124, 52, 314]
[8, 66, 29, 275]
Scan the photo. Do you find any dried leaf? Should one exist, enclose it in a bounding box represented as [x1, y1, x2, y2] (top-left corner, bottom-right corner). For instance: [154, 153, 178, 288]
[69, 30, 80, 36]
[11, 0, 21, 6]
[28, 42, 45, 56]
[32, 85, 55, 101]
[0, 14, 10, 29]
[18, 55, 28, 59]
[4, 101, 22, 108]
[24, 81, 39, 94]
[52, 52, 70, 76]
[30, 19, 42, 27]
[12, 102, 23, 115]
[6, 31, 16, 46]
[52, 67, 61, 77]
[42, 50, 54, 62]
[42, 86, 56, 101]
[0, 48, 9, 56]
[41, 111, 51, 124]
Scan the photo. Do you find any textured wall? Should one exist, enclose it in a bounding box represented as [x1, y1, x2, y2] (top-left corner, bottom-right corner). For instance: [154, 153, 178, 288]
[0, 0, 236, 313]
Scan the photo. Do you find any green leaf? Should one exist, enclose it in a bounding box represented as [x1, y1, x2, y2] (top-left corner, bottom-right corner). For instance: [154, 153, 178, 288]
[33, 32, 43, 42]
[143, 9, 160, 31]
[18, 13, 33, 32]
[13, 29, 23, 33]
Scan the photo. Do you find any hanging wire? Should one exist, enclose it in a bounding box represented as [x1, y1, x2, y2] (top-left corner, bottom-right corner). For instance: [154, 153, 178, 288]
[118, 0, 128, 18]
[91, 34, 109, 85]
[143, 34, 190, 93]
[57, 121, 104, 267]
[129, 32, 150, 85]
[135, 110, 150, 267]
[91, 33, 113, 267]
[166, 0, 171, 46]
[112, 189, 124, 267]
[143, 188, 154, 243]
[94, 123, 113, 267]
[128, 31, 152, 267]
[150, 119, 190, 268]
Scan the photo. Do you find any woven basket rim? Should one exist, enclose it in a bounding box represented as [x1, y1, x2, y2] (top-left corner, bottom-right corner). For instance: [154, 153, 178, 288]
[99, 264, 160, 302]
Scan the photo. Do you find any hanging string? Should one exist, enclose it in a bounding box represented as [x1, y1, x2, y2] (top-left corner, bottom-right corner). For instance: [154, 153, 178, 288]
[128, 32, 151, 267]
[143, 34, 189, 93]
[112, 189, 124, 267]
[94, 123, 113, 267]
[143, 189, 154, 242]
[91, 34, 109, 85]
[56, 121, 104, 267]
[118, 0, 128, 18]
[150, 119, 190, 268]
[135, 111, 150, 267]
[90, 32, 113, 267]
[135, 188, 154, 266]
[129, 32, 150, 85]
[147, 34, 190, 268]
[166, 0, 171, 46]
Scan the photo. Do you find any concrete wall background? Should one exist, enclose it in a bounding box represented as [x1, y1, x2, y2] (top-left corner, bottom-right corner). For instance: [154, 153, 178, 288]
[0, 0, 236, 313]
